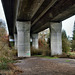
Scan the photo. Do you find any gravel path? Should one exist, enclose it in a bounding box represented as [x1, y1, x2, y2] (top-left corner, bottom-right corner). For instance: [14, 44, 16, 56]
[15, 57, 75, 75]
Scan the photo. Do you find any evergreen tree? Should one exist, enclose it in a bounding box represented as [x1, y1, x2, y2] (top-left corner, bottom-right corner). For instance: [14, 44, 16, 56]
[62, 30, 70, 53]
[62, 30, 67, 39]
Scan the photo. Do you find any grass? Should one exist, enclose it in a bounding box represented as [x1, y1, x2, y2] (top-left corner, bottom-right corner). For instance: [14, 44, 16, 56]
[33, 55, 58, 59]
[65, 60, 70, 62]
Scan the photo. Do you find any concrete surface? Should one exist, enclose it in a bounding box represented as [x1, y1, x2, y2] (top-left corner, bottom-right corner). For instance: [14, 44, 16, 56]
[50, 22, 62, 55]
[16, 21, 31, 57]
[32, 34, 38, 49]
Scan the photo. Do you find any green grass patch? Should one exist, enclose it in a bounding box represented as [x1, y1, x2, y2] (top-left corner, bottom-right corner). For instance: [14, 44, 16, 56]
[33, 55, 58, 59]
[65, 60, 70, 62]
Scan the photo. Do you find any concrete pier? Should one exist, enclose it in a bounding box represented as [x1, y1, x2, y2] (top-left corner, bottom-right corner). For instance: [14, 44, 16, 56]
[32, 34, 38, 49]
[14, 34, 17, 49]
[17, 21, 31, 57]
[50, 22, 62, 56]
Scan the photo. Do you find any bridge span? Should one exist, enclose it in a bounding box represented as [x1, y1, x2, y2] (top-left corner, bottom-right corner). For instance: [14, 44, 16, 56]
[1, 0, 75, 57]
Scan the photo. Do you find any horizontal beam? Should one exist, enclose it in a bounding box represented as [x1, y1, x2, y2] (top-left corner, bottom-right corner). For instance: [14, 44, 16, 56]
[31, 0, 75, 33]
[31, 22, 50, 33]
[1, 0, 19, 35]
[17, 0, 44, 21]
[32, 0, 58, 26]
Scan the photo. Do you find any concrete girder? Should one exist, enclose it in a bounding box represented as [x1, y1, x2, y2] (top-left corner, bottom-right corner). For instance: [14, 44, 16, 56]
[32, 22, 50, 33]
[32, 0, 58, 26]
[31, 0, 75, 33]
[2, 0, 75, 34]
[1, 0, 19, 36]
[17, 0, 44, 21]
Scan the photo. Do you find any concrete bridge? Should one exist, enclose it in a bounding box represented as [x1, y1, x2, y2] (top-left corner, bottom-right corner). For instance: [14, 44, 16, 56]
[1, 0, 75, 57]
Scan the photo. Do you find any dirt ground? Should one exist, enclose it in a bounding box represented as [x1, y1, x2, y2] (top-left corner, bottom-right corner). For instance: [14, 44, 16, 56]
[15, 57, 75, 75]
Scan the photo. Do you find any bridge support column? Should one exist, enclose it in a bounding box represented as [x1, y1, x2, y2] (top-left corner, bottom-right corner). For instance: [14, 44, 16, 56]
[32, 34, 38, 49]
[14, 34, 17, 49]
[50, 22, 62, 56]
[17, 21, 31, 57]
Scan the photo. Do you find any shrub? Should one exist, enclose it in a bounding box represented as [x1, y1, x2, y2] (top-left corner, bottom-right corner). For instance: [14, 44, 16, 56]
[71, 40, 75, 51]
[0, 27, 17, 70]
[31, 47, 42, 55]
[31, 38, 50, 56]
[31, 47, 50, 56]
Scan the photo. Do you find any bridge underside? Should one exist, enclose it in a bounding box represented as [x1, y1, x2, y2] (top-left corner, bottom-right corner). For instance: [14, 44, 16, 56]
[2, 0, 75, 35]
[1, 0, 75, 57]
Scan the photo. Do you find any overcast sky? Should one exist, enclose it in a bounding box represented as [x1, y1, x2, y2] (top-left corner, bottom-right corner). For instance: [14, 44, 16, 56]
[62, 15, 75, 37]
[0, 0, 75, 37]
[0, 0, 8, 33]
[0, 0, 5, 20]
